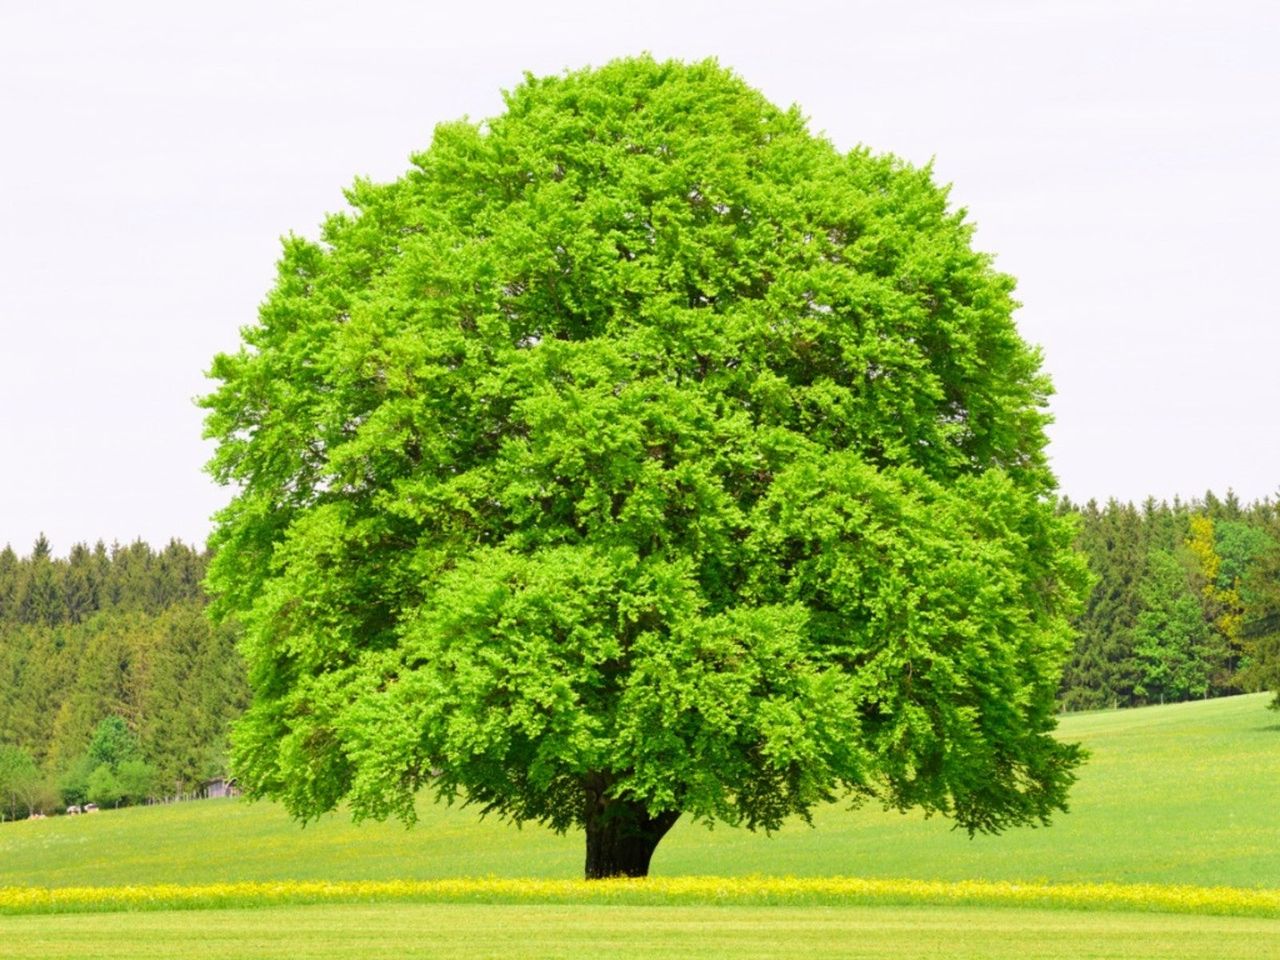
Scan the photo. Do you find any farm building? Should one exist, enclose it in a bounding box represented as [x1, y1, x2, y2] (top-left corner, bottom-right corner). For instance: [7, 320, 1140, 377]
[203, 776, 239, 799]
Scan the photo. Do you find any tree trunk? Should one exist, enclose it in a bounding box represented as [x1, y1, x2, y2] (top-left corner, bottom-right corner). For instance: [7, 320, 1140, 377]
[583, 780, 679, 879]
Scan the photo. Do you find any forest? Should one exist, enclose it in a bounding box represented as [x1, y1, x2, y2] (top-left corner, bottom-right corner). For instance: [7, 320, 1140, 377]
[0, 538, 246, 819]
[1061, 491, 1280, 710]
[0, 490, 1277, 820]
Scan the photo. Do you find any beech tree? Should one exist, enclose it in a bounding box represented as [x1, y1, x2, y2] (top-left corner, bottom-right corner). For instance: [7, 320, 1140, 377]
[203, 57, 1090, 878]
[1131, 550, 1210, 703]
[0, 746, 40, 821]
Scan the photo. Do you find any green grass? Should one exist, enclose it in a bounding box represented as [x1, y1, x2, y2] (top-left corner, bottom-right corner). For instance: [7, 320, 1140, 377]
[3, 903, 1279, 960]
[2, 695, 1277, 957]
[2, 693, 1276, 889]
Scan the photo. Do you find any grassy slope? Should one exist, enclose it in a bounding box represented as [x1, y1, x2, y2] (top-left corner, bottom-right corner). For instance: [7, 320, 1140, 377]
[1, 693, 1276, 889]
[4, 904, 1280, 960]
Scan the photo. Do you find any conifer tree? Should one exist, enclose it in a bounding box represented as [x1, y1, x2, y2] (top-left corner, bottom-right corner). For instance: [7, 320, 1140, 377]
[18, 536, 63, 627]
[1061, 500, 1144, 708]
[63, 543, 99, 624]
[0, 545, 19, 622]
[1241, 523, 1280, 708]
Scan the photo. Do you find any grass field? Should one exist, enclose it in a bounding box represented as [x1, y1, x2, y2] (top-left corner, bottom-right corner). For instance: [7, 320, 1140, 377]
[6, 903, 1280, 960]
[1, 693, 1276, 889]
[1, 694, 1277, 956]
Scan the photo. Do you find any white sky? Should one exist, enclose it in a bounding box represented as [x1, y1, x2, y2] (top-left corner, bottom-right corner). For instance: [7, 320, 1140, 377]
[1, 0, 1277, 555]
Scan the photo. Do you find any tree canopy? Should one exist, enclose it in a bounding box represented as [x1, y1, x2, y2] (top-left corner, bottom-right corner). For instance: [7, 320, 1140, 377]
[203, 56, 1090, 878]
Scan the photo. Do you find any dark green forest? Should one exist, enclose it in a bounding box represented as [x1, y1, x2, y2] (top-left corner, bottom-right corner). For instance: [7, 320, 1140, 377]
[0, 538, 246, 819]
[1, 492, 1278, 819]
[1062, 491, 1280, 711]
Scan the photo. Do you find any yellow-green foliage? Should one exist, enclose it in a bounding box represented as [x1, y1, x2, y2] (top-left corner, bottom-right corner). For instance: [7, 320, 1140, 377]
[203, 58, 1087, 867]
[2, 876, 1279, 918]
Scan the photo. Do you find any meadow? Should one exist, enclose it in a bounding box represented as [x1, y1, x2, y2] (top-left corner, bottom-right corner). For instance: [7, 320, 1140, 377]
[1, 693, 1277, 956]
[5, 903, 1279, 960]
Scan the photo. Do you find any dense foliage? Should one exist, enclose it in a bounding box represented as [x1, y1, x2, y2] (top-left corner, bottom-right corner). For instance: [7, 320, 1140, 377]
[0, 538, 247, 817]
[4, 490, 1273, 823]
[203, 57, 1091, 877]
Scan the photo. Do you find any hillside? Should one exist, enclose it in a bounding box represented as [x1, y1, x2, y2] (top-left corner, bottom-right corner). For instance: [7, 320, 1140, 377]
[1, 693, 1276, 889]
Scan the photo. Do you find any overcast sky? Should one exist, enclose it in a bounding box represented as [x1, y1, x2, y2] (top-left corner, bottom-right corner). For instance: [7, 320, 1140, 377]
[1, 0, 1276, 554]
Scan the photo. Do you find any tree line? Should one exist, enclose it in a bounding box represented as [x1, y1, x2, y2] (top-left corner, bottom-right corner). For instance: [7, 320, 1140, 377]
[2, 492, 1278, 819]
[1061, 490, 1280, 711]
[0, 538, 246, 819]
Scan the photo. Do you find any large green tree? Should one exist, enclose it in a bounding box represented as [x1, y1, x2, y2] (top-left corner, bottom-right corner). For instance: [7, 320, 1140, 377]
[203, 57, 1089, 878]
